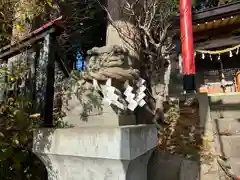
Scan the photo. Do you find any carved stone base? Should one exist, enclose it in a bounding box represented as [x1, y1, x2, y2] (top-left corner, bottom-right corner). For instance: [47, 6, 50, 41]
[62, 92, 136, 127]
[33, 125, 157, 180]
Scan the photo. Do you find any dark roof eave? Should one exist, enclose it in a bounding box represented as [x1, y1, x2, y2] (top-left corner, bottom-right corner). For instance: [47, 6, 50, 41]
[192, 1, 240, 24]
[173, 1, 240, 27]
[0, 16, 63, 59]
[0, 28, 56, 60]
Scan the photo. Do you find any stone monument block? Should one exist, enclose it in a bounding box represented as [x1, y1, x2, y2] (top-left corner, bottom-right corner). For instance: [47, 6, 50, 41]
[33, 125, 157, 180]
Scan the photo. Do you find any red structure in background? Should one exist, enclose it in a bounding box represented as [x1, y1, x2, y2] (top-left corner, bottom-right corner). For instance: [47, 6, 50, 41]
[180, 0, 195, 75]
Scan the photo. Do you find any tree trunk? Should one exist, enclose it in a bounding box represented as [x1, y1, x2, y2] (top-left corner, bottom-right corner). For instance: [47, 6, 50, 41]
[8, 0, 35, 71]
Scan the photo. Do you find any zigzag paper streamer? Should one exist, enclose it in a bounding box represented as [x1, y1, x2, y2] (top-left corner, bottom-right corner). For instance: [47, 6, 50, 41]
[124, 85, 138, 111]
[102, 78, 124, 110]
[135, 78, 146, 107]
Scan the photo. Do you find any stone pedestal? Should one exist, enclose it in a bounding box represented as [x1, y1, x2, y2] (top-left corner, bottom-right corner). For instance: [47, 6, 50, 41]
[62, 86, 136, 127]
[33, 125, 157, 180]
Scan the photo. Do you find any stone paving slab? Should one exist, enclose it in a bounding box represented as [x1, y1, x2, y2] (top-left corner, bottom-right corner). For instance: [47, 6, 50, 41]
[228, 158, 240, 175]
[215, 136, 240, 158]
[210, 110, 240, 119]
[209, 94, 240, 105]
[213, 118, 240, 135]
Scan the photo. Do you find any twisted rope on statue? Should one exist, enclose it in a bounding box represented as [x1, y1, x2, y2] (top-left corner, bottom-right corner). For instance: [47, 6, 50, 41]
[78, 45, 140, 81]
[81, 67, 140, 81]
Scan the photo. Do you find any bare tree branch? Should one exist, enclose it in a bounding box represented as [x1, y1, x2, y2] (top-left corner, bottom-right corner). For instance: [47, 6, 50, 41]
[96, 0, 177, 125]
[159, 22, 171, 44]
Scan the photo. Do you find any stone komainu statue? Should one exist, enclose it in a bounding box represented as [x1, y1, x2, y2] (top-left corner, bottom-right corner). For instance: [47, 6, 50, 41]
[59, 45, 169, 128]
[61, 45, 154, 126]
[81, 45, 139, 81]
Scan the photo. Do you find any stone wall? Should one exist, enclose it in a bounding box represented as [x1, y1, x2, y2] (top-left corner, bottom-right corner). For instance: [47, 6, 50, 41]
[148, 152, 199, 180]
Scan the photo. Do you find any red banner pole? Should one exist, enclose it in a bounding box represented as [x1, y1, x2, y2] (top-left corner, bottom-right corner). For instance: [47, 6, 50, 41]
[180, 0, 195, 75]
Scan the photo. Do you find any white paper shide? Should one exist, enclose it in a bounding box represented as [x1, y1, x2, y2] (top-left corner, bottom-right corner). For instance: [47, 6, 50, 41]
[93, 78, 147, 111]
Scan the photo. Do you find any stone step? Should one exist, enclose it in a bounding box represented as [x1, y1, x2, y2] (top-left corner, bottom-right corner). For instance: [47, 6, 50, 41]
[217, 158, 240, 180]
[210, 109, 240, 119]
[209, 94, 240, 105]
[215, 136, 240, 159]
[228, 158, 240, 175]
[208, 94, 240, 120]
[213, 118, 240, 135]
[210, 103, 240, 111]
